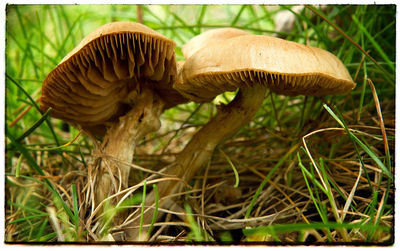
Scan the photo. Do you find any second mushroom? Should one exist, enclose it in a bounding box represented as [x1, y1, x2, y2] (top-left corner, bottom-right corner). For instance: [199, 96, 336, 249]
[124, 29, 356, 240]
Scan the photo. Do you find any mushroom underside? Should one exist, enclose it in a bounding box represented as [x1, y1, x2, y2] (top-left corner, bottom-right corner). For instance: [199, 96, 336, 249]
[176, 70, 355, 103]
[41, 32, 182, 136]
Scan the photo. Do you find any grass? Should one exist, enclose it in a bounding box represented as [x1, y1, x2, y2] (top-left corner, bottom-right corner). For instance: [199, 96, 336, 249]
[4, 4, 395, 244]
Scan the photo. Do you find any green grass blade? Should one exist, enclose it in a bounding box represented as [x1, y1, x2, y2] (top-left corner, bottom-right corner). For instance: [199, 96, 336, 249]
[37, 232, 57, 242]
[47, 5, 61, 48]
[230, 5, 247, 26]
[8, 201, 46, 215]
[6, 74, 60, 145]
[323, 104, 392, 180]
[72, 184, 79, 229]
[29, 18, 59, 53]
[184, 203, 204, 242]
[6, 74, 39, 112]
[138, 181, 147, 238]
[54, 14, 83, 61]
[168, 9, 197, 35]
[196, 5, 207, 34]
[58, 5, 77, 45]
[20, 141, 79, 152]
[357, 54, 368, 122]
[8, 213, 49, 224]
[317, 158, 346, 241]
[79, 147, 87, 169]
[35, 9, 45, 78]
[306, 5, 394, 83]
[147, 184, 159, 236]
[243, 222, 391, 237]
[14, 6, 40, 79]
[28, 41, 62, 65]
[6, 32, 29, 78]
[16, 108, 52, 142]
[15, 154, 23, 177]
[351, 15, 395, 72]
[298, 154, 326, 222]
[7, 129, 45, 176]
[219, 147, 240, 188]
[34, 218, 50, 241]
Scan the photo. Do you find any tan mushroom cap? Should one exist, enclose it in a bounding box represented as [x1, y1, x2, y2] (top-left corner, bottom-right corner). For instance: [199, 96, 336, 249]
[175, 34, 356, 103]
[182, 28, 250, 59]
[41, 21, 187, 136]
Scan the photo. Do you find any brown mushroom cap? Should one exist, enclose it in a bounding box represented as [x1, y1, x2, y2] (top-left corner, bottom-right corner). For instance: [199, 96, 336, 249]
[41, 21, 187, 136]
[175, 34, 356, 103]
[182, 28, 250, 59]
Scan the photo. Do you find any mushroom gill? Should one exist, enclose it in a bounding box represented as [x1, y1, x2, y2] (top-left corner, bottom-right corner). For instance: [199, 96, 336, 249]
[41, 21, 185, 136]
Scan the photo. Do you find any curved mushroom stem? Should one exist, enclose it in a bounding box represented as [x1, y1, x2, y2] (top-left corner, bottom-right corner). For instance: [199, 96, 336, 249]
[90, 87, 164, 213]
[123, 84, 267, 241]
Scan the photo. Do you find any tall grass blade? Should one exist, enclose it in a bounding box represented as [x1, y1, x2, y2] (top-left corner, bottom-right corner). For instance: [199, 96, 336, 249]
[72, 184, 79, 229]
[147, 184, 159, 236]
[34, 219, 50, 241]
[323, 104, 392, 180]
[184, 203, 204, 242]
[305, 5, 394, 83]
[168, 10, 196, 35]
[219, 147, 240, 188]
[8, 213, 49, 224]
[8, 201, 47, 215]
[138, 181, 147, 238]
[351, 15, 395, 72]
[15, 154, 23, 177]
[6, 74, 60, 145]
[16, 108, 52, 142]
[14, 6, 40, 79]
[196, 5, 207, 34]
[298, 154, 326, 221]
[54, 14, 83, 61]
[230, 5, 247, 26]
[243, 222, 391, 236]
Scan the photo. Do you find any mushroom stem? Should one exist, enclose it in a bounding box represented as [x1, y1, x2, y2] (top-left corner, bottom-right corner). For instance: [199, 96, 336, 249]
[91, 87, 164, 208]
[124, 84, 267, 240]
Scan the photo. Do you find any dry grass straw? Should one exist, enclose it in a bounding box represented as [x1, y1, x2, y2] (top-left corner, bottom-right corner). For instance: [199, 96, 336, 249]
[5, 91, 394, 243]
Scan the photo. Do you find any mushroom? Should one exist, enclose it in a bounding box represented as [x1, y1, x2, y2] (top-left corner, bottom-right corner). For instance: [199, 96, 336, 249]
[174, 34, 356, 185]
[40, 21, 187, 208]
[125, 32, 356, 240]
